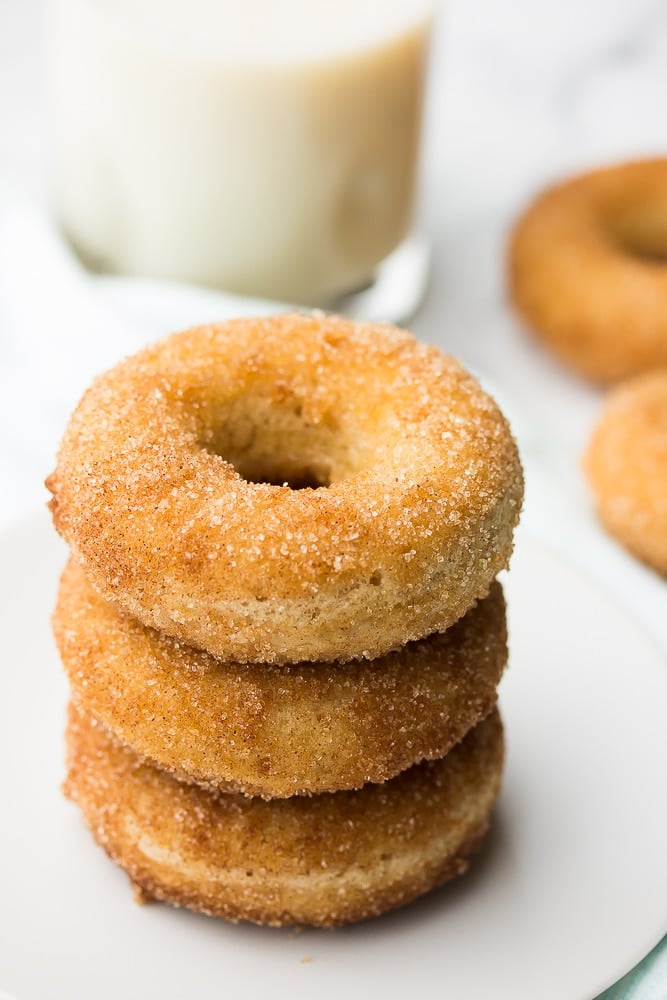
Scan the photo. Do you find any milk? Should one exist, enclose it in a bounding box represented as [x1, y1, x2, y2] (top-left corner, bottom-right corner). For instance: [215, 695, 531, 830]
[48, 0, 434, 304]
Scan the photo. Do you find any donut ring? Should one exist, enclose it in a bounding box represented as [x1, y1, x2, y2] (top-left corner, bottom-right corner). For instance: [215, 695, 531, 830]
[509, 159, 667, 383]
[47, 314, 523, 664]
[584, 370, 667, 573]
[54, 559, 507, 798]
[64, 704, 504, 927]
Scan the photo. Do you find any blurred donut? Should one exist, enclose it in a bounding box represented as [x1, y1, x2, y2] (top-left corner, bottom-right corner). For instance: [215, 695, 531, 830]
[47, 313, 523, 664]
[54, 559, 507, 798]
[510, 159, 667, 382]
[584, 370, 667, 573]
[64, 704, 504, 928]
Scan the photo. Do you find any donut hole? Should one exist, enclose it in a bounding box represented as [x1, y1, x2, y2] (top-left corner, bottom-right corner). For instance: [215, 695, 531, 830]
[202, 393, 364, 490]
[240, 467, 329, 490]
[610, 203, 667, 263]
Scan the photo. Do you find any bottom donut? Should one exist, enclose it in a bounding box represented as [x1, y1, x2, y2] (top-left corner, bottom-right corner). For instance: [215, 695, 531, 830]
[64, 705, 504, 928]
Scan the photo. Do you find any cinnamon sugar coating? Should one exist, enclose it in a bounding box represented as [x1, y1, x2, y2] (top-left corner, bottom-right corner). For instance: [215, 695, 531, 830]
[510, 159, 667, 383]
[64, 705, 504, 928]
[584, 370, 667, 573]
[47, 313, 523, 664]
[54, 560, 507, 797]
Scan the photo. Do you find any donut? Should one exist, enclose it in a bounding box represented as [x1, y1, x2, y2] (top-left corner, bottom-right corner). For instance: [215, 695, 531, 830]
[46, 313, 523, 664]
[64, 703, 504, 927]
[584, 370, 667, 573]
[54, 559, 507, 798]
[509, 159, 667, 383]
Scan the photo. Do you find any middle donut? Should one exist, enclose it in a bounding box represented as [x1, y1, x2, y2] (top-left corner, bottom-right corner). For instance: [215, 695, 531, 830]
[54, 561, 507, 799]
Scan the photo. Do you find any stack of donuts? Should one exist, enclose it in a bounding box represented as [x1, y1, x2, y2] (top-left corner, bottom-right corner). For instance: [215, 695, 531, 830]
[47, 313, 523, 927]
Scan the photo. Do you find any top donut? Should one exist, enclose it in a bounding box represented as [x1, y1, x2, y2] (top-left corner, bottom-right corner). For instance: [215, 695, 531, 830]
[47, 313, 523, 663]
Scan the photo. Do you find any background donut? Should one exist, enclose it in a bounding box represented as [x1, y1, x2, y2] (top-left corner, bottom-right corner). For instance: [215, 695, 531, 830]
[54, 560, 507, 798]
[584, 370, 667, 573]
[509, 159, 667, 383]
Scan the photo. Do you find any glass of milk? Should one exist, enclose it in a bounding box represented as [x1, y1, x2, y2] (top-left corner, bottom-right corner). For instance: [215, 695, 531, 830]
[48, 0, 435, 309]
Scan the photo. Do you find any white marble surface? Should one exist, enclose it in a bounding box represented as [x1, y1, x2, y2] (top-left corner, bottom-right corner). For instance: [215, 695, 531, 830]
[0, 3, 666, 994]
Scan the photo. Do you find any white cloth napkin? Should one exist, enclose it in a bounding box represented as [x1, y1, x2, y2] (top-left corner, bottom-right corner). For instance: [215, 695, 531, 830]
[0, 182, 283, 528]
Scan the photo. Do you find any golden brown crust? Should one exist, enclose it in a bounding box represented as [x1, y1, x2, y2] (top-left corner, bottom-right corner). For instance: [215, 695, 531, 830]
[509, 159, 667, 383]
[64, 705, 504, 927]
[54, 560, 507, 797]
[584, 370, 667, 573]
[47, 313, 523, 663]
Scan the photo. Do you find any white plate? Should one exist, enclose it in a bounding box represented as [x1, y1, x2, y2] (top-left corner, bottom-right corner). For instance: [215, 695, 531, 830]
[1, 512, 666, 1000]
